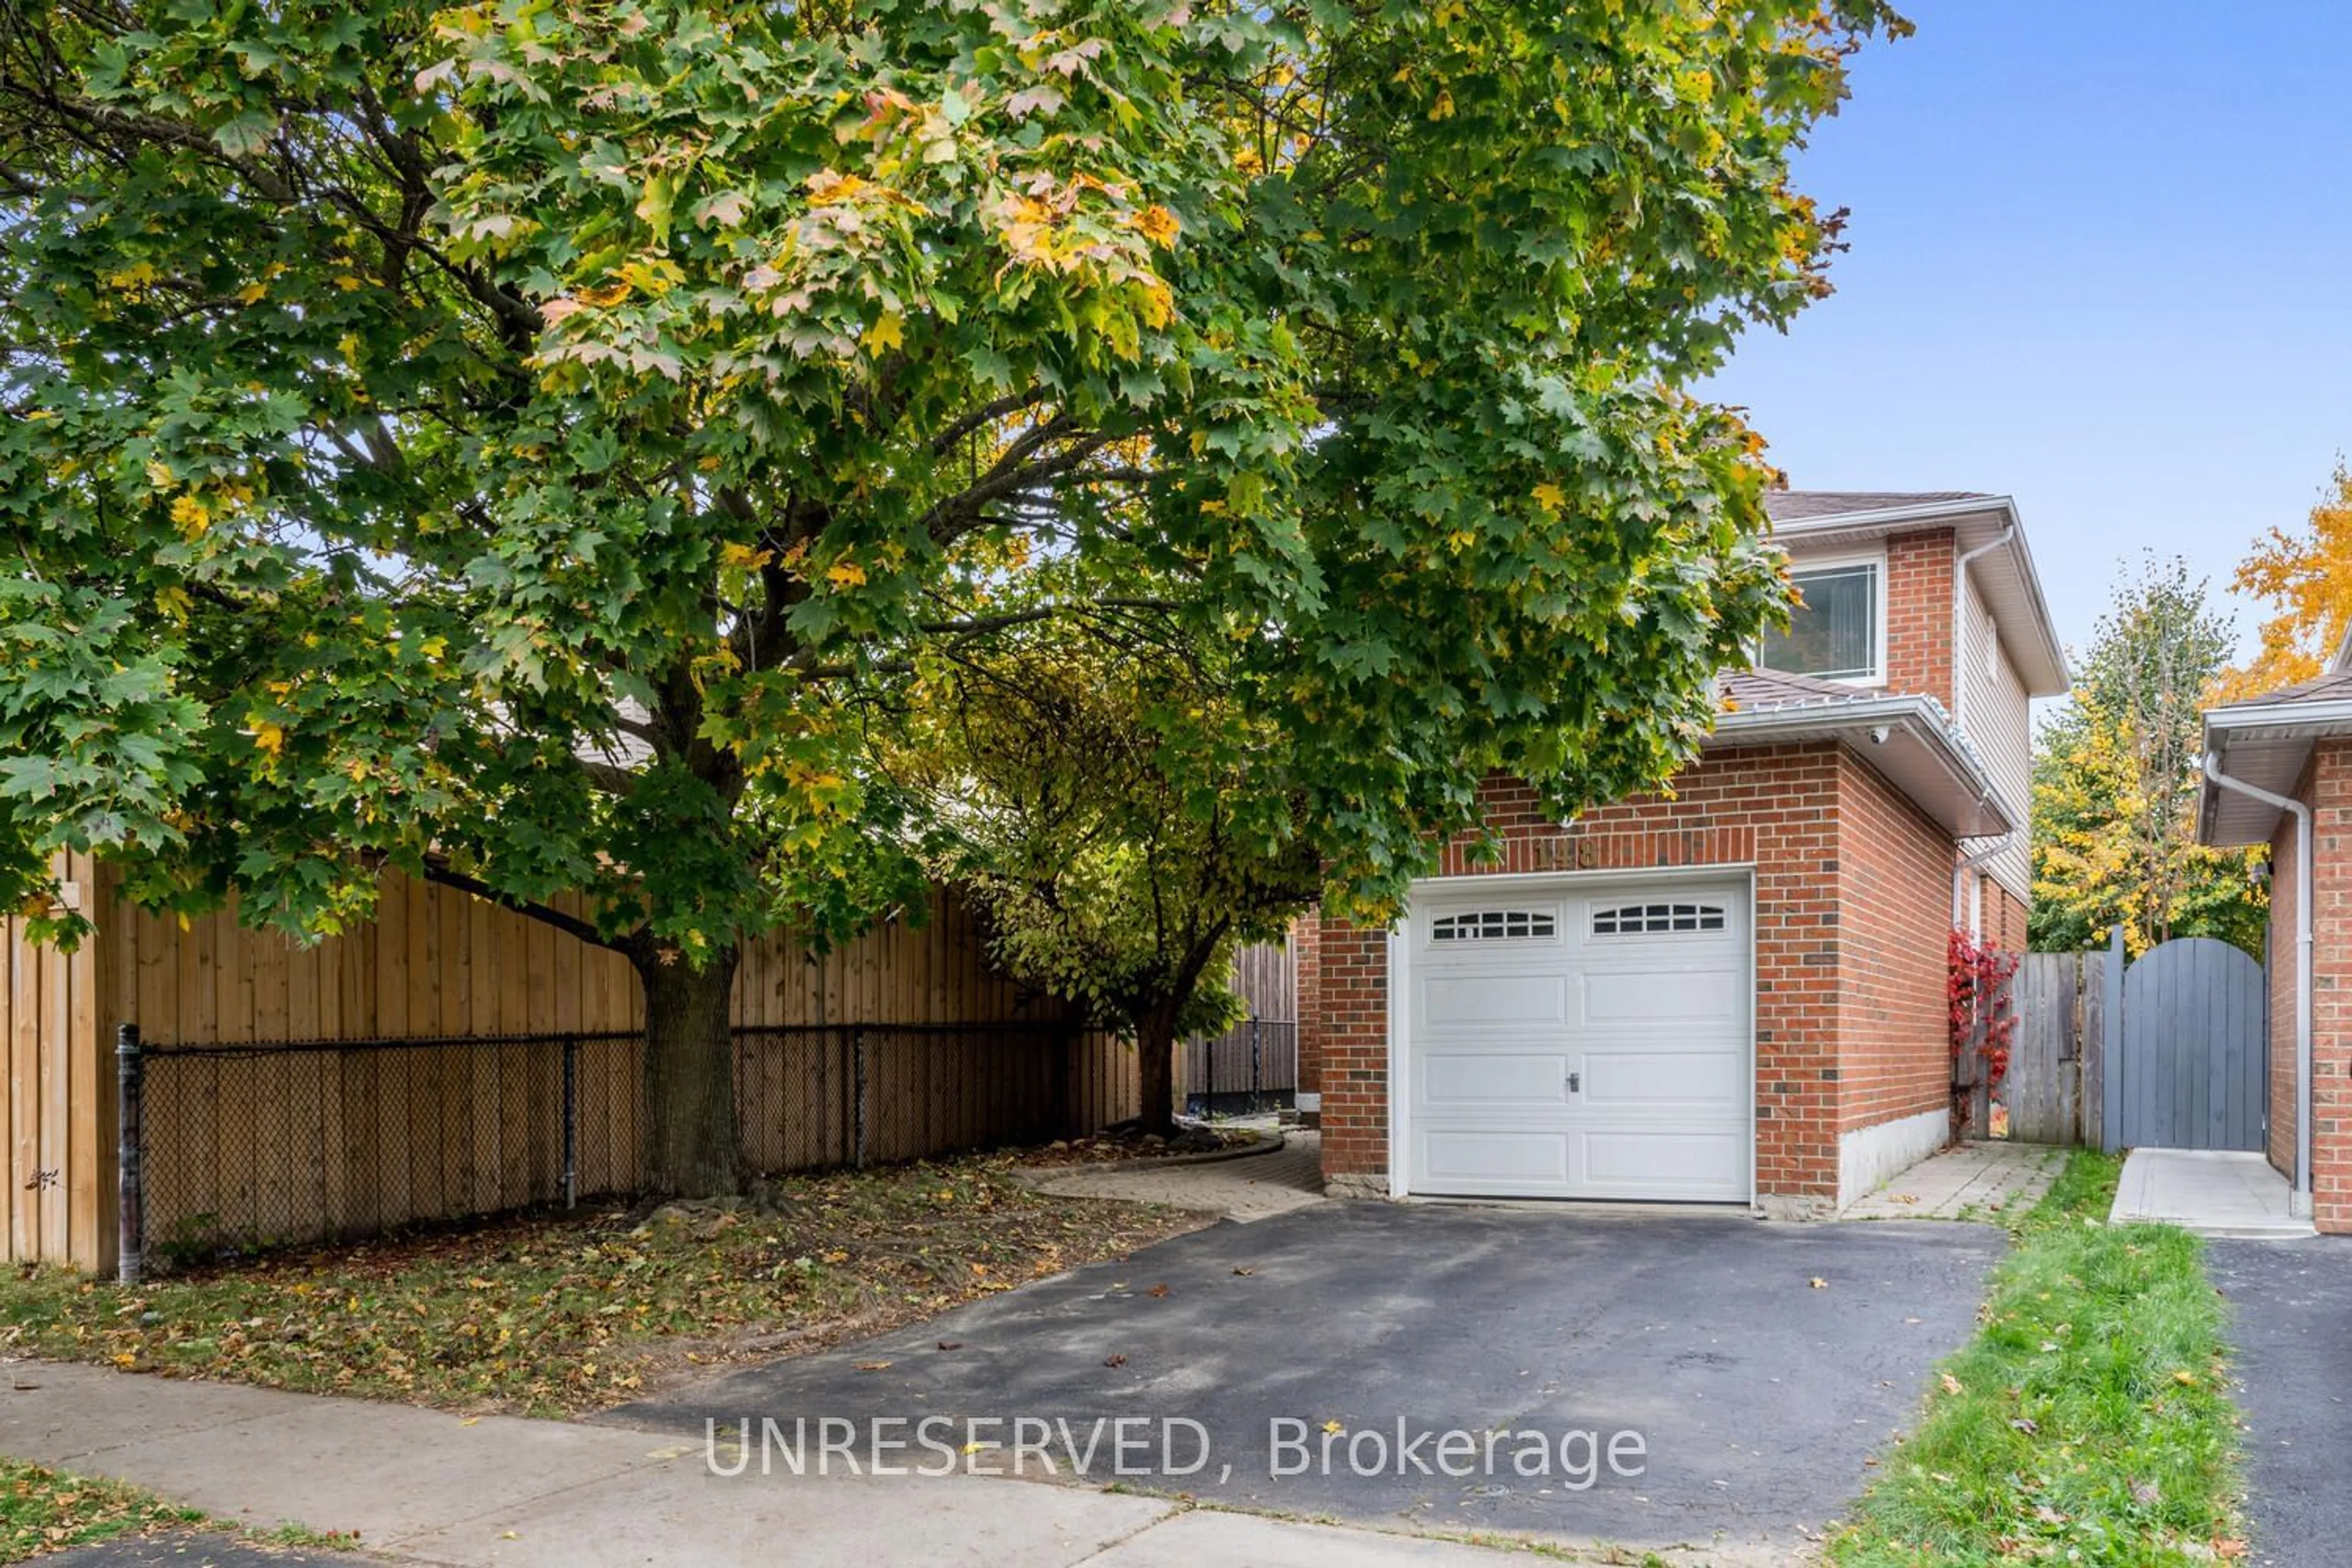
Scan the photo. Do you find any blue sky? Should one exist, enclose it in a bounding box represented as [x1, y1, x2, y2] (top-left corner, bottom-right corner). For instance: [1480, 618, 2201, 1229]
[1706, 1, 2352, 666]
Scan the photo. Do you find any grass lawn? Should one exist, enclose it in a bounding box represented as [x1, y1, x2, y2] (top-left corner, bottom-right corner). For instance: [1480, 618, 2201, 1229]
[1, 1458, 206, 1561]
[1828, 1149, 2247, 1567]
[0, 1155, 1199, 1419]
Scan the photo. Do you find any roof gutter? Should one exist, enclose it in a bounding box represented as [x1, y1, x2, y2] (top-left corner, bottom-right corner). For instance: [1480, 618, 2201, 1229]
[2205, 697, 2352, 735]
[2203, 753, 2312, 1219]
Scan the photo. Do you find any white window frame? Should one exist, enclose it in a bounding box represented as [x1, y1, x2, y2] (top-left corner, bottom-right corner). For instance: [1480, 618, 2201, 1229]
[1761, 548, 1888, 688]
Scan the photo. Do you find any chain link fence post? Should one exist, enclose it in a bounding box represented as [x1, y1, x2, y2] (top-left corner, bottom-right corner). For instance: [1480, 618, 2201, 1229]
[851, 1025, 868, 1169]
[116, 1023, 143, 1285]
[562, 1035, 579, 1209]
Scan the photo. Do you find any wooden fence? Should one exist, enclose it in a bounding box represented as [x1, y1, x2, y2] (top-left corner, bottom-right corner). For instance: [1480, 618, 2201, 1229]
[1985, 947, 2113, 1147]
[6, 860, 1141, 1272]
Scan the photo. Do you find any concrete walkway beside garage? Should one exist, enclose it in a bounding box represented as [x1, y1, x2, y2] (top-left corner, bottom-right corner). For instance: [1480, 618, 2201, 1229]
[2109, 1148, 2315, 1238]
[1842, 1140, 2064, 1221]
[1020, 1129, 1327, 1223]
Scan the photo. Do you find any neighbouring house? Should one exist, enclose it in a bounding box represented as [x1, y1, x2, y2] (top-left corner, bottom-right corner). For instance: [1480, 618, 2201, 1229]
[1294, 491, 2068, 1216]
[2, 868, 1140, 1274]
[2197, 626, 2352, 1232]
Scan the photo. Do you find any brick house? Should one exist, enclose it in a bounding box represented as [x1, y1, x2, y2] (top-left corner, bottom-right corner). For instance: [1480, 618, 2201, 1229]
[2196, 628, 2352, 1231]
[1294, 491, 2067, 1217]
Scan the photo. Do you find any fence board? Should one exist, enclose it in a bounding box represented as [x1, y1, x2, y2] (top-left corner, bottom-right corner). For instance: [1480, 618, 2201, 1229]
[2007, 954, 2079, 1145]
[2079, 952, 2108, 1150]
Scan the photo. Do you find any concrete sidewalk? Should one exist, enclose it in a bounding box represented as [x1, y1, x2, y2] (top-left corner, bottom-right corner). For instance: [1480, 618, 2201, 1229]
[2110, 1149, 2315, 1239]
[1020, 1131, 1327, 1223]
[1, 1359, 1538, 1567]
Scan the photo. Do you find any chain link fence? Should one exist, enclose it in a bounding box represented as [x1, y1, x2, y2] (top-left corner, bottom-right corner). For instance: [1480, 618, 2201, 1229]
[121, 1020, 1088, 1270]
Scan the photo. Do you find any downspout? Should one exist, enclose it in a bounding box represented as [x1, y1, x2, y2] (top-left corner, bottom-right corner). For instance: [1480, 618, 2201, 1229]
[1953, 831, 2013, 931]
[1951, 524, 2018, 730]
[2204, 753, 2313, 1219]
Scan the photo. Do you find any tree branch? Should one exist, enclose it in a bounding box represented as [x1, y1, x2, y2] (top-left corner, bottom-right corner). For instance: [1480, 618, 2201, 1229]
[415, 859, 628, 954]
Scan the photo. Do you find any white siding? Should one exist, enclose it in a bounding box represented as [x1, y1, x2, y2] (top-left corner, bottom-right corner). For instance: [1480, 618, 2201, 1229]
[1960, 575, 2033, 902]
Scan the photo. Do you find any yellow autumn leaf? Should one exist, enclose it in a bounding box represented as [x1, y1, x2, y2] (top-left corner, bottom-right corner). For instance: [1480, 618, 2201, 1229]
[155, 586, 193, 624]
[145, 459, 176, 490]
[1429, 89, 1455, 121]
[252, 720, 286, 758]
[236, 281, 268, 304]
[863, 312, 905, 356]
[720, 542, 775, 570]
[1532, 482, 1566, 514]
[827, 560, 868, 588]
[169, 494, 211, 537]
[1131, 205, 1180, 247]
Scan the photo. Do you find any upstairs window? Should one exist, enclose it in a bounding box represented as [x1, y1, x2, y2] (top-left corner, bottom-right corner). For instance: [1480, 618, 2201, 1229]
[1760, 559, 1883, 684]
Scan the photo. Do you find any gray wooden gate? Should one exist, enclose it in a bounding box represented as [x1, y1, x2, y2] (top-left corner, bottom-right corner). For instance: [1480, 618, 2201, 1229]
[2105, 934, 2266, 1153]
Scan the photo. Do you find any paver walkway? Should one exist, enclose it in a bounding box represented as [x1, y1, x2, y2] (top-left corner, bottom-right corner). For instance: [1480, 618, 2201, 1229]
[1022, 1130, 1326, 1222]
[1841, 1140, 2064, 1221]
[2111, 1148, 2315, 1238]
[2, 1359, 1528, 1568]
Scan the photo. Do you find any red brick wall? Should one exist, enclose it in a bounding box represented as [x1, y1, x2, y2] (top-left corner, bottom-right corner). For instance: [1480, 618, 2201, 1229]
[1986, 880, 2030, 954]
[1314, 746, 1959, 1206]
[1885, 530, 1956, 710]
[1292, 914, 1323, 1099]
[1836, 757, 1964, 1139]
[1314, 918, 1390, 1183]
[2308, 741, 2352, 1232]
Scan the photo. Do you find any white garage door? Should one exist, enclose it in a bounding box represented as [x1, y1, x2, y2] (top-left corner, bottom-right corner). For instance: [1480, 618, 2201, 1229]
[1402, 876, 1752, 1202]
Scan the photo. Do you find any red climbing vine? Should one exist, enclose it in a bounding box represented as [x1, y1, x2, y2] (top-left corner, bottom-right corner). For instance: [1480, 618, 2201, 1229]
[1949, 927, 2019, 1129]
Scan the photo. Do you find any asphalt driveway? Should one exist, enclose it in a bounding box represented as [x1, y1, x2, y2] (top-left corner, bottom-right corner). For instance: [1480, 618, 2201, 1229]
[609, 1204, 2002, 1555]
[2207, 1238, 2352, 1568]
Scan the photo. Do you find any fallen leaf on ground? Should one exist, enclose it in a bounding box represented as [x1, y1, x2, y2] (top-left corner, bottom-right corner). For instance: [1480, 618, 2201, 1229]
[1148, 1284, 1170, 1298]
[1940, 1373, 1965, 1396]
[1103, 1354, 1126, 1368]
[936, 1341, 962, 1351]
[855, 1360, 892, 1372]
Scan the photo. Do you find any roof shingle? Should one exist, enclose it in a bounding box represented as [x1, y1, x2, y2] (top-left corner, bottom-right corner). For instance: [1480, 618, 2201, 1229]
[2215, 668, 2352, 712]
[1763, 490, 1991, 522]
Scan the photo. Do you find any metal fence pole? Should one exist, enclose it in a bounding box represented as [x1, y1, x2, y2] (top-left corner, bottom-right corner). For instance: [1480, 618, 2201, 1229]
[1249, 1016, 1262, 1113]
[562, 1036, 579, 1209]
[851, 1026, 868, 1169]
[116, 1023, 143, 1286]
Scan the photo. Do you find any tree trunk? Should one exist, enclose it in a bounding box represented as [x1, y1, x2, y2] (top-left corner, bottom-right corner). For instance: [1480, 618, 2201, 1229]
[635, 946, 742, 1196]
[1135, 1004, 1182, 1136]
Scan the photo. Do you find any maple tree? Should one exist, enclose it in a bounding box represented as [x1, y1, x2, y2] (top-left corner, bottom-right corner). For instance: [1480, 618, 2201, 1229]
[1, 0, 1901, 1192]
[2214, 460, 2352, 701]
